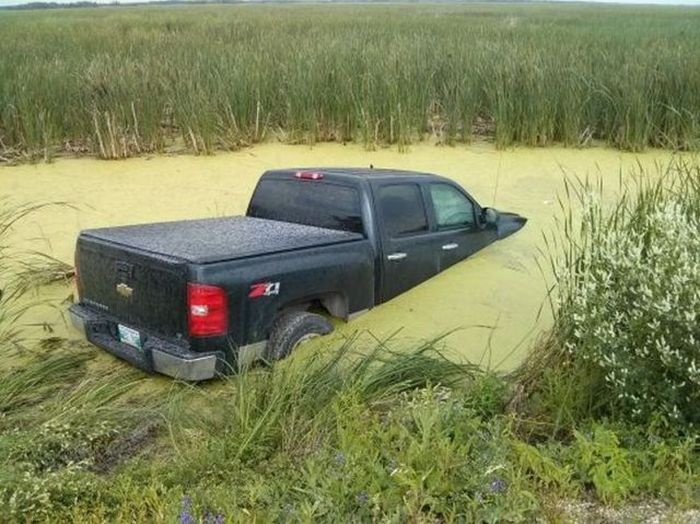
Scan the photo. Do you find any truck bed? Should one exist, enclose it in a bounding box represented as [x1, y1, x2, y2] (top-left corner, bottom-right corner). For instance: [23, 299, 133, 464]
[81, 216, 364, 264]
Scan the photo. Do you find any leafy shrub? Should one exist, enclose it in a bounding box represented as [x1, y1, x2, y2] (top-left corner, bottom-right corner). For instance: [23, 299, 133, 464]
[12, 420, 117, 474]
[0, 464, 97, 521]
[289, 385, 539, 522]
[571, 426, 635, 505]
[555, 163, 700, 428]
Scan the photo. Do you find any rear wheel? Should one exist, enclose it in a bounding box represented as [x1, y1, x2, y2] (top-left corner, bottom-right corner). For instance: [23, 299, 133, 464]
[265, 311, 333, 362]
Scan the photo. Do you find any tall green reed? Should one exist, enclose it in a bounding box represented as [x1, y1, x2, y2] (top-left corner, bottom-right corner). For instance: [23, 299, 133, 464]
[0, 4, 699, 161]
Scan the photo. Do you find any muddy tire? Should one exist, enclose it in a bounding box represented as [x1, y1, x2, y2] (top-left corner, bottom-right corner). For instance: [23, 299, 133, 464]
[265, 311, 333, 362]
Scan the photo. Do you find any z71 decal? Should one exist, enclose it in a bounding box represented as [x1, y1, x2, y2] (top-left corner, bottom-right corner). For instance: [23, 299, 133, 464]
[248, 281, 281, 298]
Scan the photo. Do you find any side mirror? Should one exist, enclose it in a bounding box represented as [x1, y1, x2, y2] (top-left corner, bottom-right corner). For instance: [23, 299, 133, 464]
[482, 207, 499, 225]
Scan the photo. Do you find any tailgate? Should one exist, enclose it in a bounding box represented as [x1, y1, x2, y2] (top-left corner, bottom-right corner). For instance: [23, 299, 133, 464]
[76, 236, 188, 338]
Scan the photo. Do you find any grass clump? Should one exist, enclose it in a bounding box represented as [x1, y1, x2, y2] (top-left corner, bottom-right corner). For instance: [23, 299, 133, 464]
[0, 200, 73, 351]
[1, 3, 700, 161]
[1, 339, 697, 522]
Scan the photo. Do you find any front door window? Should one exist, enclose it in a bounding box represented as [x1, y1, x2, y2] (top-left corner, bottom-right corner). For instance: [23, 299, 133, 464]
[429, 184, 476, 230]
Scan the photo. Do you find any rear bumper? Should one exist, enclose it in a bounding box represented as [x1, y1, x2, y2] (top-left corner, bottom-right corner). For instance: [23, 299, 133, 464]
[69, 304, 227, 381]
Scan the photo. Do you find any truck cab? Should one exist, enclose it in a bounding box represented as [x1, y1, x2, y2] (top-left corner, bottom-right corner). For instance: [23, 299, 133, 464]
[248, 168, 521, 301]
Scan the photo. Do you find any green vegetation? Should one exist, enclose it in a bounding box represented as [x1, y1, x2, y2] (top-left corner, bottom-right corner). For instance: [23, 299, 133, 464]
[0, 201, 72, 350]
[1, 3, 700, 161]
[518, 160, 700, 434]
[1, 345, 698, 521]
[0, 161, 698, 521]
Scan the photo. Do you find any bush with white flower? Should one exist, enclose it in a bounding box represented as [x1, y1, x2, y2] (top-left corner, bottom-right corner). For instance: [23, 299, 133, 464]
[556, 163, 700, 428]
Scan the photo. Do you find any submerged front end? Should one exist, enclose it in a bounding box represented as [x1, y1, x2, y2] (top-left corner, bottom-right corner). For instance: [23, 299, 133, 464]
[495, 211, 528, 240]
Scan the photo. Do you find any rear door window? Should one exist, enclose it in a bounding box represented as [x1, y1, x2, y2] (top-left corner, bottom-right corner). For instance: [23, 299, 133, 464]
[378, 184, 428, 237]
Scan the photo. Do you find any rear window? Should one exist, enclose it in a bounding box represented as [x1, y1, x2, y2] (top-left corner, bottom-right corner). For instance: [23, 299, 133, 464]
[248, 178, 364, 234]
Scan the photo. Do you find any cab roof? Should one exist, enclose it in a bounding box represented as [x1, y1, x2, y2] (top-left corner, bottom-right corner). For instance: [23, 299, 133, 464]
[262, 167, 446, 183]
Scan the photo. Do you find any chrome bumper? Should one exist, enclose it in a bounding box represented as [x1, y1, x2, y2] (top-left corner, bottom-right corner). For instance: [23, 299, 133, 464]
[69, 304, 224, 381]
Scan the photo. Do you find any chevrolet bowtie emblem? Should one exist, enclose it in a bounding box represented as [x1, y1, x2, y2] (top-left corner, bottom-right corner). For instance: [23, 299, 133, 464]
[116, 282, 133, 298]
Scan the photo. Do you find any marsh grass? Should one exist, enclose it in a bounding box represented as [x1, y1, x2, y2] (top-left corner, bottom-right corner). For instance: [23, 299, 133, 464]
[1, 4, 699, 161]
[0, 200, 74, 350]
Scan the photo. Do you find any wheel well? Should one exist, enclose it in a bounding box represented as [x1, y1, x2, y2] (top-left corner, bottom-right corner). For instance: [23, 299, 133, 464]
[278, 292, 348, 320]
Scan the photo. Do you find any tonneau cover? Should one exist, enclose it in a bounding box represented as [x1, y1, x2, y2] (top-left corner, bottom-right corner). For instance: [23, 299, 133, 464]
[81, 216, 363, 264]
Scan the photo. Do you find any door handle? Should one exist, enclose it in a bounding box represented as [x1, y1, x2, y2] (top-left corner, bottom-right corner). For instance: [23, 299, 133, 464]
[387, 252, 407, 261]
[442, 243, 459, 251]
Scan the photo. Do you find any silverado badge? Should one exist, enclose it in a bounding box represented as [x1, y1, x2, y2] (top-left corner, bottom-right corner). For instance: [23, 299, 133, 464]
[116, 282, 133, 298]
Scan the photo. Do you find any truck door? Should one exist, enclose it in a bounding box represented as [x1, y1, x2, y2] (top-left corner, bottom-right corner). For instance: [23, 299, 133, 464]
[375, 182, 438, 302]
[427, 182, 497, 272]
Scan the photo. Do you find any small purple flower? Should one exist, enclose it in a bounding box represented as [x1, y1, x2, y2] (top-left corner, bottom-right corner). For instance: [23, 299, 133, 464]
[489, 478, 507, 494]
[179, 496, 195, 524]
[204, 512, 225, 524]
[356, 490, 369, 505]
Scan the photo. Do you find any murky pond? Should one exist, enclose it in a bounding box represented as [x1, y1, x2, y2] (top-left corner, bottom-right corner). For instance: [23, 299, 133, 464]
[0, 143, 684, 369]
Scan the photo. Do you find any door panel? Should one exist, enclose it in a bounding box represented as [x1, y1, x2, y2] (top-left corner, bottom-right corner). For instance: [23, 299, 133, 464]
[381, 234, 438, 301]
[428, 183, 497, 271]
[375, 183, 438, 302]
[434, 228, 496, 271]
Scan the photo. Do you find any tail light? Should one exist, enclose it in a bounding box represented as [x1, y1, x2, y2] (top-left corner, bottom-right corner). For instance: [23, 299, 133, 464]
[187, 283, 228, 337]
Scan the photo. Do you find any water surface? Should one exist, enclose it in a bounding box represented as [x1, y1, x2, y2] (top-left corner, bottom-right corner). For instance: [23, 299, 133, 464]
[1, 143, 683, 368]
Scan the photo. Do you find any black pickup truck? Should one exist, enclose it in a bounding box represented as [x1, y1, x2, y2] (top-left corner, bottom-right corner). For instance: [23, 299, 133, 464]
[70, 168, 526, 380]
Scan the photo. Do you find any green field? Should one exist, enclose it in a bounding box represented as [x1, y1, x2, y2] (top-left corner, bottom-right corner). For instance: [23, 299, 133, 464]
[1, 3, 700, 160]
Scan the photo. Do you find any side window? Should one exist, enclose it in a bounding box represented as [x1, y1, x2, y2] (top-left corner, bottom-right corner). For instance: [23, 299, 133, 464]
[378, 184, 428, 237]
[430, 184, 476, 230]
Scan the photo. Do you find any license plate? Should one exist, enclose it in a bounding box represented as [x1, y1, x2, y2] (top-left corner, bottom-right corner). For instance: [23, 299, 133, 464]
[118, 324, 142, 349]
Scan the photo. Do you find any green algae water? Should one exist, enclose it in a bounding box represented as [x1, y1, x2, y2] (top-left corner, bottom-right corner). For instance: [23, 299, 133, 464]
[0, 143, 688, 369]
